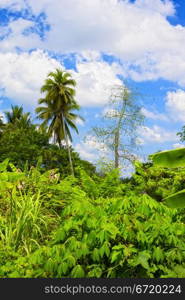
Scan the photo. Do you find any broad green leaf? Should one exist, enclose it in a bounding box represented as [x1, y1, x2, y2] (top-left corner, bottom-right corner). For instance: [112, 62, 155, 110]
[132, 251, 151, 269]
[112, 244, 124, 251]
[111, 251, 121, 263]
[57, 262, 68, 276]
[153, 247, 164, 263]
[99, 242, 110, 258]
[71, 265, 85, 278]
[150, 148, 185, 168]
[45, 258, 55, 273]
[64, 255, 76, 268]
[104, 243, 110, 257]
[92, 248, 100, 262]
[98, 231, 105, 244]
[0, 159, 9, 172]
[163, 189, 185, 208]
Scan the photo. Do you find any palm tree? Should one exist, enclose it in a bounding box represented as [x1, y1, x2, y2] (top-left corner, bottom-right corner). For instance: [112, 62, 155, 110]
[36, 69, 83, 176]
[5, 105, 23, 123]
[5, 105, 31, 128]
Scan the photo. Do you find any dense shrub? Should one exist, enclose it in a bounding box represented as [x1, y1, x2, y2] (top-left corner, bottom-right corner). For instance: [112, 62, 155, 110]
[131, 161, 185, 201]
[0, 160, 184, 278]
[1, 193, 185, 278]
[0, 125, 96, 177]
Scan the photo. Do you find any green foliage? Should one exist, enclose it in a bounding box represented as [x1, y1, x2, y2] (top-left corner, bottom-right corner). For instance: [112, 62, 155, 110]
[0, 122, 95, 177]
[164, 189, 185, 208]
[98, 169, 124, 198]
[132, 160, 185, 200]
[0, 124, 49, 169]
[0, 162, 184, 278]
[150, 148, 185, 168]
[0, 160, 64, 255]
[149, 148, 185, 208]
[1, 143, 185, 279]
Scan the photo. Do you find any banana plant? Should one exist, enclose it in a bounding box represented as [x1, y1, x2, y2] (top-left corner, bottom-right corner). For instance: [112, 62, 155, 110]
[149, 148, 185, 208]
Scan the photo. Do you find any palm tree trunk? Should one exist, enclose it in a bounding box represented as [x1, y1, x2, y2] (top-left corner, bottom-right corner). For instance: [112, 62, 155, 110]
[61, 114, 74, 176]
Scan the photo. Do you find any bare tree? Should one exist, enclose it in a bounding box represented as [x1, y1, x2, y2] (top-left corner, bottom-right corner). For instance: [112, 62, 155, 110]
[92, 84, 144, 169]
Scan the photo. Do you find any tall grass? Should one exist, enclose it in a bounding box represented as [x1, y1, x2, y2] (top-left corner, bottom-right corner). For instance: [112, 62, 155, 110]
[0, 188, 48, 254]
[0, 160, 63, 255]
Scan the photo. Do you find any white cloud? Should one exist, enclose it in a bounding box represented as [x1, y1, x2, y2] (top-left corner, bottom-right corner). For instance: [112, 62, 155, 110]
[1, 0, 185, 111]
[0, 27, 10, 37]
[140, 90, 185, 124]
[0, 18, 42, 53]
[141, 107, 169, 121]
[1, 0, 185, 86]
[85, 135, 108, 152]
[0, 48, 122, 108]
[0, 0, 25, 10]
[165, 89, 185, 122]
[0, 50, 61, 107]
[75, 135, 108, 162]
[137, 125, 178, 144]
[9, 19, 33, 35]
[134, 0, 175, 16]
[73, 59, 122, 106]
[172, 143, 185, 149]
[74, 143, 97, 161]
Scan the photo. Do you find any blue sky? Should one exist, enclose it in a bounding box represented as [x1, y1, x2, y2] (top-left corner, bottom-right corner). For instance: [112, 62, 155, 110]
[0, 0, 185, 172]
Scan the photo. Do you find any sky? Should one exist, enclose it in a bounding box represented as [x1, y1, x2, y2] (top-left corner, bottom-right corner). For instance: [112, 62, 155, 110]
[0, 0, 185, 173]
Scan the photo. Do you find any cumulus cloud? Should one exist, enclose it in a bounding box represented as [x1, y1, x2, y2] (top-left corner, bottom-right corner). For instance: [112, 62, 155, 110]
[141, 107, 169, 121]
[165, 89, 185, 122]
[74, 143, 97, 162]
[0, 50, 61, 107]
[74, 59, 122, 106]
[84, 135, 108, 153]
[134, 0, 175, 16]
[0, 18, 42, 53]
[140, 90, 185, 124]
[0, 49, 122, 108]
[1, 0, 185, 86]
[172, 143, 185, 149]
[137, 125, 178, 144]
[74, 135, 108, 162]
[0, 0, 25, 10]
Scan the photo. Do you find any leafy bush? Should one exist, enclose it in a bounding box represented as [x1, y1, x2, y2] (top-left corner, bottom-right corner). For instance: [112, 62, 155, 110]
[0, 124, 96, 177]
[0, 158, 185, 278]
[132, 161, 185, 201]
[150, 148, 185, 208]
[1, 191, 185, 278]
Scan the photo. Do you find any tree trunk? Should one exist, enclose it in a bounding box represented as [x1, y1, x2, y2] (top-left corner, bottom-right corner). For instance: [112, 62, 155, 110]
[114, 130, 119, 168]
[61, 114, 74, 176]
[114, 98, 126, 169]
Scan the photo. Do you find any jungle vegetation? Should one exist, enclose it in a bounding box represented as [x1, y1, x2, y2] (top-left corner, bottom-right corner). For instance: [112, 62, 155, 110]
[0, 69, 185, 278]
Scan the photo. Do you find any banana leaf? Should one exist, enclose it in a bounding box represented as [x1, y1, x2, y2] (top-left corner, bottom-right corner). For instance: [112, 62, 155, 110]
[149, 148, 185, 168]
[163, 189, 185, 208]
